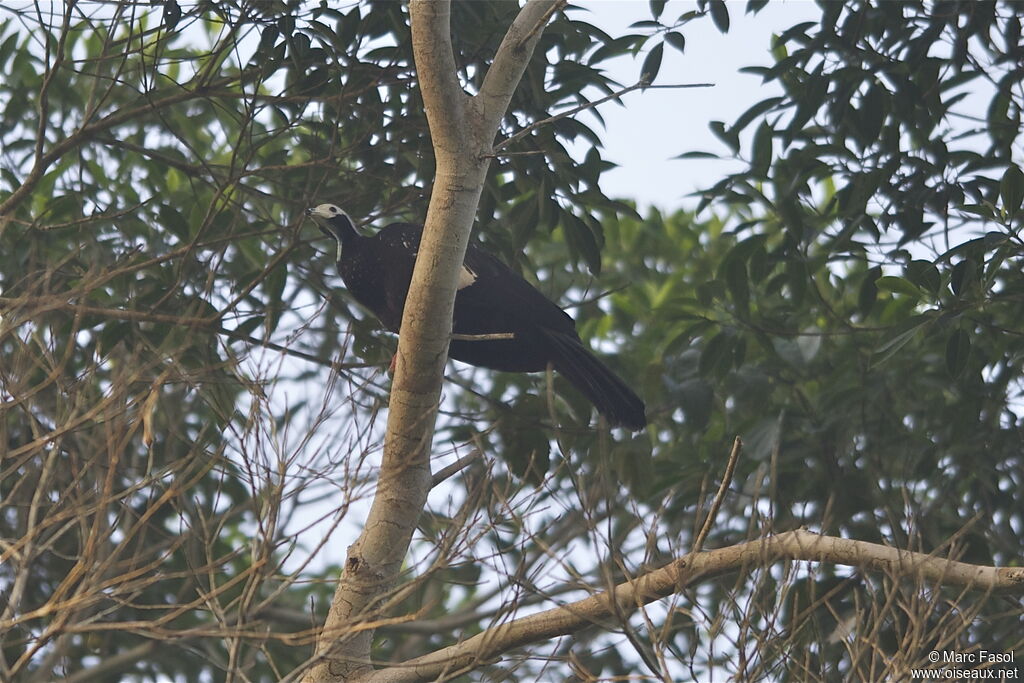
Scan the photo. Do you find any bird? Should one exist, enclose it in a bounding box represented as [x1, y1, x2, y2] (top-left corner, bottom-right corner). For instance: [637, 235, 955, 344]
[305, 203, 646, 431]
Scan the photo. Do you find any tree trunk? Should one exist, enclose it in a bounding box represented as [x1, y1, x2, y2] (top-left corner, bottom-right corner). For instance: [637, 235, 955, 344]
[299, 2, 562, 681]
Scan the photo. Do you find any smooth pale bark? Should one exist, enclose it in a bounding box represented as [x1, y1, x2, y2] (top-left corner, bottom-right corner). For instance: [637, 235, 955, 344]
[300, 2, 562, 681]
[361, 528, 1024, 682]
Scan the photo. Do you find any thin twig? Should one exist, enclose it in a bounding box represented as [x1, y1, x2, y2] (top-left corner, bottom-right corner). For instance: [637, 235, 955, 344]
[431, 450, 482, 488]
[451, 332, 516, 341]
[0, 300, 367, 371]
[492, 81, 713, 154]
[571, 284, 630, 308]
[481, 150, 548, 159]
[692, 436, 742, 555]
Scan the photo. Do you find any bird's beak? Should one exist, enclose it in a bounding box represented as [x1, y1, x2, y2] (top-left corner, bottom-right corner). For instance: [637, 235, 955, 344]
[305, 207, 326, 227]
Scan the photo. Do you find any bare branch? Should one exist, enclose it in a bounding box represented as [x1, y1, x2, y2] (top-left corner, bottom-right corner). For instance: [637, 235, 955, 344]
[431, 450, 482, 488]
[476, 0, 563, 131]
[0, 300, 366, 372]
[692, 436, 742, 555]
[450, 332, 515, 341]
[492, 82, 713, 154]
[407, 0, 468, 154]
[364, 529, 1024, 682]
[63, 641, 158, 683]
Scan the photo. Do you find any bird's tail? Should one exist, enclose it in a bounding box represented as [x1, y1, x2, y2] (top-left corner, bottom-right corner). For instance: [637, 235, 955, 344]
[541, 329, 647, 430]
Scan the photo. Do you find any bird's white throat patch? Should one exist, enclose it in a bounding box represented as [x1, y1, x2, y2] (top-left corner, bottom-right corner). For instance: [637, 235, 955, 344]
[458, 264, 478, 290]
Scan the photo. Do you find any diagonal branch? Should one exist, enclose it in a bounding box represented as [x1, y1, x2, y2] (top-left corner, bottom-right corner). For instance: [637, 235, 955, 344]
[363, 529, 1024, 682]
[476, 0, 567, 130]
[692, 435, 742, 554]
[492, 81, 713, 154]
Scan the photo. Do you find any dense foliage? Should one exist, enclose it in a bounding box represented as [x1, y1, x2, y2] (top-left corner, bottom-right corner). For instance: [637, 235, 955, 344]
[0, 0, 1020, 681]
[678, 0, 1024, 670]
[697, 0, 1024, 574]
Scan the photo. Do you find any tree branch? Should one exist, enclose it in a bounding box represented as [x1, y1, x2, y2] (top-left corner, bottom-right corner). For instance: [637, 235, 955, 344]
[301, 2, 559, 681]
[692, 436, 741, 554]
[476, 0, 567, 129]
[63, 641, 158, 683]
[407, 0, 467, 154]
[450, 332, 515, 341]
[430, 450, 482, 488]
[0, 67, 264, 227]
[0, 300, 365, 372]
[363, 529, 1024, 682]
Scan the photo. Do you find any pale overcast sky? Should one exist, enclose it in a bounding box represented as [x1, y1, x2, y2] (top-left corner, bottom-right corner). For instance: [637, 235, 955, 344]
[573, 1, 821, 210]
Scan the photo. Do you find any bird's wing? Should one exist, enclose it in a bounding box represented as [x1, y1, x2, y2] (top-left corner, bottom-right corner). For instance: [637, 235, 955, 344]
[458, 244, 577, 335]
[372, 222, 577, 336]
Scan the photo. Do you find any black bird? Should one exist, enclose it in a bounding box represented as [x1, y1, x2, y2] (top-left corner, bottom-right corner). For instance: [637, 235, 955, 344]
[306, 204, 646, 430]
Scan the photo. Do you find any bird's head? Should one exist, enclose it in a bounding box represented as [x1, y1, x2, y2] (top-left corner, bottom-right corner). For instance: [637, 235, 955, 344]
[305, 203, 358, 260]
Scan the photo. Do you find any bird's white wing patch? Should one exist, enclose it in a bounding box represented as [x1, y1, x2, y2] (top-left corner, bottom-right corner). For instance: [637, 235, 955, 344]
[457, 264, 478, 290]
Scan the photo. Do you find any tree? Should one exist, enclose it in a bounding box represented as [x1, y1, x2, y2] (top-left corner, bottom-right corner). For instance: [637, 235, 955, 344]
[1, 1, 1022, 682]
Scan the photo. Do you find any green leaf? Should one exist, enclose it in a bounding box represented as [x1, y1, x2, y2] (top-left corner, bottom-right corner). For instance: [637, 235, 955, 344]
[709, 0, 730, 32]
[233, 315, 265, 340]
[959, 203, 997, 220]
[98, 320, 132, 354]
[696, 279, 725, 307]
[159, 205, 190, 241]
[263, 262, 288, 332]
[998, 164, 1023, 214]
[875, 276, 921, 299]
[237, 236, 265, 268]
[858, 83, 887, 145]
[722, 254, 750, 313]
[750, 121, 773, 179]
[872, 316, 931, 367]
[945, 329, 971, 378]
[677, 378, 713, 429]
[664, 30, 685, 53]
[733, 96, 784, 135]
[699, 331, 734, 378]
[641, 42, 664, 84]
[949, 259, 976, 297]
[709, 120, 740, 154]
[562, 213, 602, 274]
[498, 395, 551, 485]
[904, 260, 940, 295]
[858, 266, 880, 315]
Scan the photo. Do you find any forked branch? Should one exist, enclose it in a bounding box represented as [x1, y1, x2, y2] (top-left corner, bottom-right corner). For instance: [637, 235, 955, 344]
[300, 2, 562, 681]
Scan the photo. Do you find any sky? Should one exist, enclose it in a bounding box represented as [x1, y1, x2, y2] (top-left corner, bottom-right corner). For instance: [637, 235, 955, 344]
[569, 0, 821, 210]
